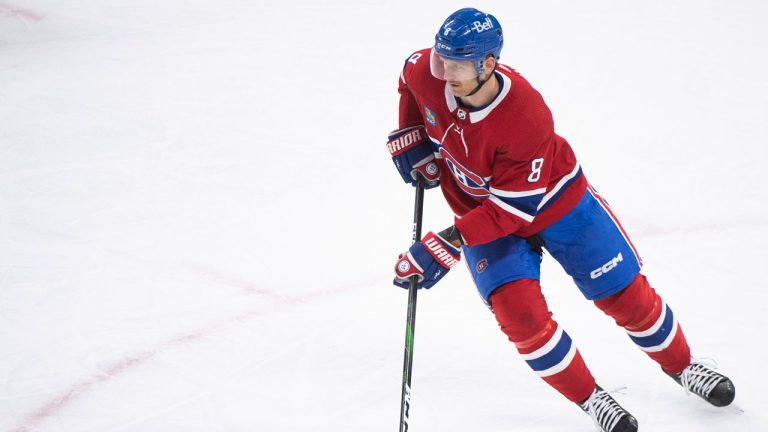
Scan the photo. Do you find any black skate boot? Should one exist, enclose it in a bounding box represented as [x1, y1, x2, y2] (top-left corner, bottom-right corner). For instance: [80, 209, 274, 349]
[668, 360, 735, 407]
[578, 385, 639, 432]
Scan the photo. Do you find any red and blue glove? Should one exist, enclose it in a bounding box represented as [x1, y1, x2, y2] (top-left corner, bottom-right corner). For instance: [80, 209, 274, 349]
[394, 231, 461, 289]
[386, 125, 440, 188]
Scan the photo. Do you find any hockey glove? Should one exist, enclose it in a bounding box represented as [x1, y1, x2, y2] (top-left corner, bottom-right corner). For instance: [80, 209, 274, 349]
[394, 231, 461, 289]
[386, 125, 440, 188]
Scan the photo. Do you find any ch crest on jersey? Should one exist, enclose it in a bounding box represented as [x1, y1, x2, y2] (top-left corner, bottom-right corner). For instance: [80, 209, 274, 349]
[439, 147, 489, 197]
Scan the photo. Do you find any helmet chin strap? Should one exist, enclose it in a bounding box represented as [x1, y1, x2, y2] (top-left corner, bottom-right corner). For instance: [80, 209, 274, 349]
[466, 62, 498, 97]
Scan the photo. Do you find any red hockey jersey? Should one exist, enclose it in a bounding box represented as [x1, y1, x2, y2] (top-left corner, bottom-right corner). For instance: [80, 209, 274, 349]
[397, 48, 588, 247]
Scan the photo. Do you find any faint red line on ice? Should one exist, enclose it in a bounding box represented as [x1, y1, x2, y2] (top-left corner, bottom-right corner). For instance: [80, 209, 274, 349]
[0, 1, 44, 22]
[183, 262, 286, 299]
[8, 279, 361, 432]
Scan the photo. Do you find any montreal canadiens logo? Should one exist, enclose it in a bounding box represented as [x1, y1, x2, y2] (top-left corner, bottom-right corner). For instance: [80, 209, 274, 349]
[397, 260, 411, 273]
[476, 258, 488, 273]
[425, 161, 439, 176]
[438, 147, 489, 197]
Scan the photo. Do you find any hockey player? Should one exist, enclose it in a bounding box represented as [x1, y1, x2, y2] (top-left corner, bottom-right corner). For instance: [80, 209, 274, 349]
[386, 8, 735, 432]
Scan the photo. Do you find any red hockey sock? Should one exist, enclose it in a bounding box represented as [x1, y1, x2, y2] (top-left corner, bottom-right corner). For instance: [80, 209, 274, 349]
[594, 273, 691, 374]
[490, 279, 595, 402]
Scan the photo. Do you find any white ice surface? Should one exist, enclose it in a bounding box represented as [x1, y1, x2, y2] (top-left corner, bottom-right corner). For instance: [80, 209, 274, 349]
[1, 1, 767, 431]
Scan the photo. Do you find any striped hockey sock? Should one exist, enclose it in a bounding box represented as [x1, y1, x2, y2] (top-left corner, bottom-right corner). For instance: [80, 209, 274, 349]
[491, 279, 596, 402]
[516, 321, 596, 402]
[595, 273, 690, 374]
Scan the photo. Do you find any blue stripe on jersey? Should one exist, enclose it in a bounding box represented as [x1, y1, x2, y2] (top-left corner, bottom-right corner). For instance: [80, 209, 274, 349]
[525, 331, 573, 372]
[628, 305, 675, 349]
[489, 192, 545, 216]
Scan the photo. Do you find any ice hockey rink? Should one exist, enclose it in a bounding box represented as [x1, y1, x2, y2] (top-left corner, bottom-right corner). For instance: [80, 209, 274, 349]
[1, 1, 767, 431]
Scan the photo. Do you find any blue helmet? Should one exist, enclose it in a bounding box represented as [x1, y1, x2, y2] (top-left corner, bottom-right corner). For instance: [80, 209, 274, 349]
[434, 8, 503, 76]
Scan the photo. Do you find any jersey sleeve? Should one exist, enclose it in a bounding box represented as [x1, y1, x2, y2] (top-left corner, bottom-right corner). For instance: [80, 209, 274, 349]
[454, 118, 556, 246]
[397, 51, 428, 129]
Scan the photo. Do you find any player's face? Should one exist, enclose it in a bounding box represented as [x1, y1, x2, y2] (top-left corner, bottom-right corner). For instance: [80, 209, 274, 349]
[429, 50, 483, 97]
[445, 74, 481, 97]
[438, 58, 477, 81]
[431, 50, 476, 77]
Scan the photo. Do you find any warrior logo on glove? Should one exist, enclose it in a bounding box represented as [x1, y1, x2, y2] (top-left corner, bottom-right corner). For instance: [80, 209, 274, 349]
[386, 126, 440, 188]
[394, 231, 461, 289]
[386, 127, 423, 155]
[423, 236, 459, 267]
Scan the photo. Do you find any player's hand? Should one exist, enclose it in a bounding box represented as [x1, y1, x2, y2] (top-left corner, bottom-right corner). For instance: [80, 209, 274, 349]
[386, 126, 440, 188]
[394, 231, 461, 289]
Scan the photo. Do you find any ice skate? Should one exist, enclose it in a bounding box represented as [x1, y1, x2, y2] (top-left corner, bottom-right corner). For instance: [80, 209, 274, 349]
[578, 385, 638, 432]
[668, 360, 735, 407]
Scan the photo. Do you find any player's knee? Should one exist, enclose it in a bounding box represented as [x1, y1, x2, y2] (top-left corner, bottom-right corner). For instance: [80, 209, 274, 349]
[594, 273, 660, 329]
[490, 279, 553, 343]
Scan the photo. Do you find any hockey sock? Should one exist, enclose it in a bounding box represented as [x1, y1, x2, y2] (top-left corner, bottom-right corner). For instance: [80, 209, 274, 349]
[594, 273, 691, 374]
[490, 279, 596, 403]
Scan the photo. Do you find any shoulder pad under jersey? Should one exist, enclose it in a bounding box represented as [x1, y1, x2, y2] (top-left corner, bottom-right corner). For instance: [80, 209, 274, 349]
[400, 48, 431, 87]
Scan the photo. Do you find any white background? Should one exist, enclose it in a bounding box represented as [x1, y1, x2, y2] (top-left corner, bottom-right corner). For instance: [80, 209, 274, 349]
[1, 1, 766, 431]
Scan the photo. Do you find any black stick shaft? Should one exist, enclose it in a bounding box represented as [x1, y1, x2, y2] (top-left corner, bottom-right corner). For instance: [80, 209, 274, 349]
[399, 178, 425, 432]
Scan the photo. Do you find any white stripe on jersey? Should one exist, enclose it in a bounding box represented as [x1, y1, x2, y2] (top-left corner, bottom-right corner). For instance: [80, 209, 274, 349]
[439, 123, 454, 147]
[489, 186, 547, 198]
[469, 73, 512, 123]
[537, 162, 581, 211]
[489, 195, 535, 222]
[459, 128, 468, 156]
[444, 83, 458, 112]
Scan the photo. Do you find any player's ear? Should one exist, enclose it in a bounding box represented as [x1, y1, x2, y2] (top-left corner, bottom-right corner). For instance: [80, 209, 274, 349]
[482, 55, 497, 77]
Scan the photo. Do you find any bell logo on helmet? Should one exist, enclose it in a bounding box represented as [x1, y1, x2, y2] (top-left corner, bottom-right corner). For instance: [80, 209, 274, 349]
[471, 17, 494, 33]
[433, 9, 503, 78]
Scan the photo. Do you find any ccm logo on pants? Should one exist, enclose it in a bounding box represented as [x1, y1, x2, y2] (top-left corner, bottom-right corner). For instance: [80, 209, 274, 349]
[591, 253, 623, 279]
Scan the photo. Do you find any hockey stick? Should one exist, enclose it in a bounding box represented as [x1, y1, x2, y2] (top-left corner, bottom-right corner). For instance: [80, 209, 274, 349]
[399, 176, 425, 432]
